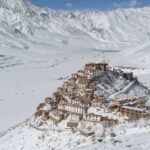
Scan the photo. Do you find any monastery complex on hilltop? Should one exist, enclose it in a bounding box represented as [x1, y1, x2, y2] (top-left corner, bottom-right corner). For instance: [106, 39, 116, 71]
[34, 62, 148, 131]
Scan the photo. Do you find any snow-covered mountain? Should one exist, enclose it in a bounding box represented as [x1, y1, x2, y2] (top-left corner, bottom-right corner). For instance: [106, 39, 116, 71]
[0, 0, 150, 50]
[0, 0, 150, 68]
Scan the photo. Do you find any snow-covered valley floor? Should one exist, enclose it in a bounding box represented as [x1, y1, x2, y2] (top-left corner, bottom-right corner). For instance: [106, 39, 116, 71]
[0, 47, 100, 132]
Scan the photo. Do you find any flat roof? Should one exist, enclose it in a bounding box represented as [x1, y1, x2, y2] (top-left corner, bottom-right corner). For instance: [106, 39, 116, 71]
[85, 62, 108, 65]
[112, 99, 128, 102]
[121, 106, 145, 112]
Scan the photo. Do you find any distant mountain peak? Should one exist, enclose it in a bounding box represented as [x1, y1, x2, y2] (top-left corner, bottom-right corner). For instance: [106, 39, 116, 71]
[0, 1, 149, 50]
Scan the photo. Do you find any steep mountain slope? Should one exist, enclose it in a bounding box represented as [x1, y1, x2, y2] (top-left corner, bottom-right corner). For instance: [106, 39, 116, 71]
[120, 41, 150, 67]
[95, 70, 150, 99]
[0, 0, 150, 74]
[0, 0, 150, 51]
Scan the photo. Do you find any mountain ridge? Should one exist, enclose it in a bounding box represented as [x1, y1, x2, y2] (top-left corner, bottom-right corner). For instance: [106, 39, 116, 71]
[0, 0, 150, 49]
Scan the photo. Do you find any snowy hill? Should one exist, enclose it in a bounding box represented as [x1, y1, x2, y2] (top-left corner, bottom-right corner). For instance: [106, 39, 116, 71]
[116, 41, 150, 68]
[0, 66, 150, 150]
[0, 111, 150, 150]
[95, 70, 149, 99]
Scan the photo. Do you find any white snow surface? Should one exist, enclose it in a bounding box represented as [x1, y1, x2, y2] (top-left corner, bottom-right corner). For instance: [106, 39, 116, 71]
[0, 0, 150, 149]
[0, 118, 150, 150]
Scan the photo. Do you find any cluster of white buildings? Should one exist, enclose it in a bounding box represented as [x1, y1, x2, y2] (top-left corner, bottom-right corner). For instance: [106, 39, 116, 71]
[109, 98, 147, 119]
[36, 62, 144, 128]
